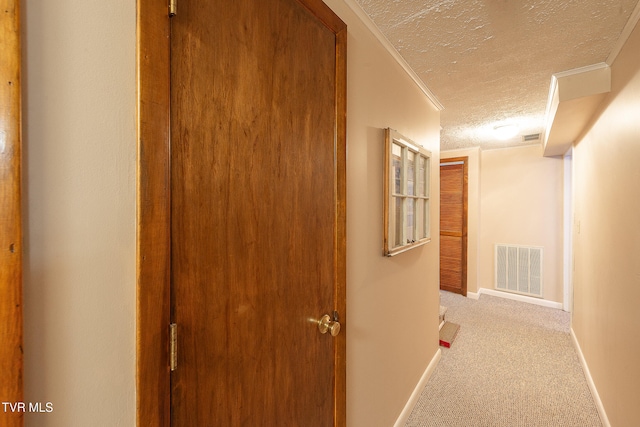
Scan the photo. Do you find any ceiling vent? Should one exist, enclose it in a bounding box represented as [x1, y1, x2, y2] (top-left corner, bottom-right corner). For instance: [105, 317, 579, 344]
[523, 133, 540, 142]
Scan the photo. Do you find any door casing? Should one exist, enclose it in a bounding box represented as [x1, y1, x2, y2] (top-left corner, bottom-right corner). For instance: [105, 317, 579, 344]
[0, 1, 24, 425]
[135, 1, 347, 425]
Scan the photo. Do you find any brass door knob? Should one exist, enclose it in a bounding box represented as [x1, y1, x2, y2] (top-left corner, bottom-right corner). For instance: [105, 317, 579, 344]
[318, 314, 341, 337]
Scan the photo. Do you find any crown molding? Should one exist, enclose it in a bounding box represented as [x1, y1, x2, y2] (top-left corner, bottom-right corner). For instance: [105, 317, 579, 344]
[552, 62, 609, 80]
[606, 0, 640, 65]
[341, 0, 444, 111]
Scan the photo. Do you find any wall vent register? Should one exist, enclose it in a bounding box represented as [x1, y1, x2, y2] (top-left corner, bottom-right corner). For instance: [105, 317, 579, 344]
[495, 244, 543, 298]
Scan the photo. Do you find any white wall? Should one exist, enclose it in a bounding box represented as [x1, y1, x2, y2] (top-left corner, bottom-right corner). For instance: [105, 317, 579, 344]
[479, 145, 564, 303]
[572, 18, 640, 425]
[323, 1, 442, 425]
[442, 145, 564, 304]
[23, 0, 137, 425]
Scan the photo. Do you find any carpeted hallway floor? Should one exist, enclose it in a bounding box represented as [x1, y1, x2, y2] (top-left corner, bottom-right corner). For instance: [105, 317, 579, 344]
[405, 291, 602, 426]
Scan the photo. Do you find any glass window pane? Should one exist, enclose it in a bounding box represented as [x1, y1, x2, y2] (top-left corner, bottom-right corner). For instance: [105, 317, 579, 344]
[392, 143, 402, 194]
[394, 197, 403, 247]
[385, 129, 432, 254]
[424, 157, 430, 198]
[418, 156, 425, 197]
[416, 197, 423, 239]
[423, 199, 430, 238]
[406, 198, 415, 243]
[407, 151, 415, 196]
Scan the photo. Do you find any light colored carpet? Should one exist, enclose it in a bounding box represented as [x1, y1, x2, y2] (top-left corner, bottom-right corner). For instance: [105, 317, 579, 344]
[405, 291, 602, 427]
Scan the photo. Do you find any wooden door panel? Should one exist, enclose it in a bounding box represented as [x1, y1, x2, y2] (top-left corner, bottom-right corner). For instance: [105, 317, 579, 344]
[440, 169, 463, 189]
[440, 271, 462, 291]
[441, 191, 463, 205]
[441, 165, 464, 234]
[440, 206, 462, 234]
[440, 235, 462, 259]
[441, 235, 462, 291]
[169, 0, 345, 425]
[439, 160, 467, 296]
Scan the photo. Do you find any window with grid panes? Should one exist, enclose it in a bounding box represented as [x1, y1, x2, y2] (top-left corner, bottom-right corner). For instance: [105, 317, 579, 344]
[384, 128, 431, 256]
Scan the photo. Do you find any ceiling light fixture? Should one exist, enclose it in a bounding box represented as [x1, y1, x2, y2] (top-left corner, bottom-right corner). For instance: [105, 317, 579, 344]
[493, 124, 519, 140]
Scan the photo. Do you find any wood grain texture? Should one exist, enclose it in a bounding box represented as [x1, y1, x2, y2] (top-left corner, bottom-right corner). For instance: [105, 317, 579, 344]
[383, 129, 391, 255]
[136, 0, 171, 425]
[333, 23, 347, 427]
[439, 159, 468, 296]
[440, 165, 463, 233]
[440, 235, 462, 292]
[138, 1, 346, 424]
[0, 0, 23, 424]
[169, 0, 346, 425]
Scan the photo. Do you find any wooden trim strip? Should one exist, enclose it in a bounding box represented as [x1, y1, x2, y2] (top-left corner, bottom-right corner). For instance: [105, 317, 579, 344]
[299, 0, 346, 33]
[334, 25, 348, 427]
[297, 1, 347, 424]
[0, 0, 24, 425]
[136, 0, 171, 425]
[461, 158, 468, 296]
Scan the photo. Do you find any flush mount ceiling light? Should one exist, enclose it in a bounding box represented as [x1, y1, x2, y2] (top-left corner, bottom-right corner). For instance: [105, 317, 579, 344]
[493, 124, 519, 140]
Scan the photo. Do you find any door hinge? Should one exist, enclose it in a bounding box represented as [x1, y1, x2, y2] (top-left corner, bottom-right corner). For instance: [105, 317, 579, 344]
[169, 323, 177, 371]
[169, 0, 177, 17]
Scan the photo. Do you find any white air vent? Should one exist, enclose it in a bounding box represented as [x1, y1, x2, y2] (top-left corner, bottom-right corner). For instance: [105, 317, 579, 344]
[523, 133, 541, 142]
[495, 244, 543, 298]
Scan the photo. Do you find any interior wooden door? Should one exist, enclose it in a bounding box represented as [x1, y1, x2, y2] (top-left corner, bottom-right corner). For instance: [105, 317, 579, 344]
[440, 158, 468, 296]
[0, 1, 23, 425]
[169, 0, 346, 425]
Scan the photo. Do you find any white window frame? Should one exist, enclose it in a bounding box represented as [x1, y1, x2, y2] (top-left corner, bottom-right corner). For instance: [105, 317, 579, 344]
[383, 128, 431, 256]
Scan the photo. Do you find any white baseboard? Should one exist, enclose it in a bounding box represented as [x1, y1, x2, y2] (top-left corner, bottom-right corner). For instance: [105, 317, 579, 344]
[394, 348, 442, 427]
[469, 287, 563, 309]
[570, 328, 610, 427]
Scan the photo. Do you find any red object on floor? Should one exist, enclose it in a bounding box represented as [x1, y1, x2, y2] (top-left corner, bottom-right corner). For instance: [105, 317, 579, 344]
[439, 321, 460, 348]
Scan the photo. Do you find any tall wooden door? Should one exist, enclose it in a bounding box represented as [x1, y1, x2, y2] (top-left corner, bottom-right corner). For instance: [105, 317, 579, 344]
[168, 0, 346, 425]
[440, 158, 467, 296]
[0, 1, 23, 425]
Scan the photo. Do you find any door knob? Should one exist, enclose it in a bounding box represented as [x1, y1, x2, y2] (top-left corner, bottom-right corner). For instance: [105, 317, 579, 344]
[318, 314, 341, 337]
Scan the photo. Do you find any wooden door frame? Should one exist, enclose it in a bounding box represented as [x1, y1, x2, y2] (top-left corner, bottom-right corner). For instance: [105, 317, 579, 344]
[136, 1, 346, 425]
[0, 0, 24, 424]
[439, 157, 468, 296]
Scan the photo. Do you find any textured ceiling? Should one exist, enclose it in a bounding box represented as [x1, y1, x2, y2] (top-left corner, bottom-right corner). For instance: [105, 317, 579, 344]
[355, 0, 639, 150]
